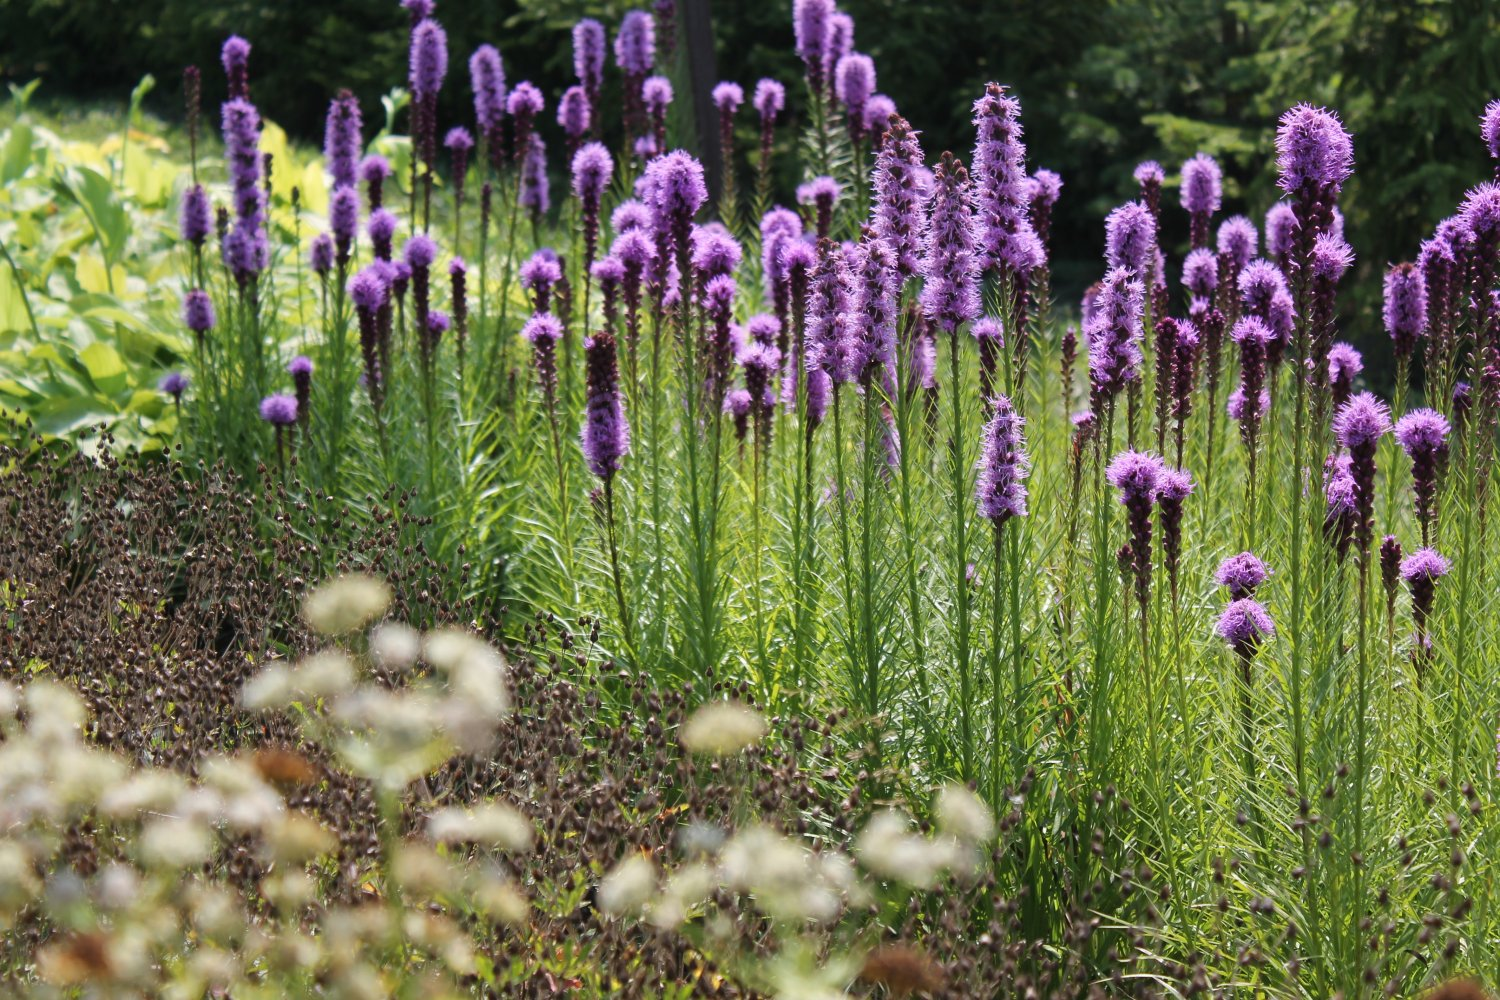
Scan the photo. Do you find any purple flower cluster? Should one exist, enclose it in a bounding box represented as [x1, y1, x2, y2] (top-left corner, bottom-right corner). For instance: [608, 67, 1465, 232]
[1180, 153, 1221, 247]
[975, 394, 1029, 523]
[1217, 599, 1274, 658]
[873, 117, 927, 281]
[1216, 552, 1269, 600]
[1104, 201, 1155, 278]
[919, 153, 979, 335]
[1383, 261, 1428, 360]
[971, 83, 1043, 278]
[581, 331, 630, 480]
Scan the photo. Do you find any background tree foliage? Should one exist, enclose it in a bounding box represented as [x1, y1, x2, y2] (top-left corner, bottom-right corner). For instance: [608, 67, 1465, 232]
[3, 0, 1497, 376]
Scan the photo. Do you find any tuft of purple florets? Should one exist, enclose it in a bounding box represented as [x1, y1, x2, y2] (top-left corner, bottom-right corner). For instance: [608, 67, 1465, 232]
[793, 0, 833, 86]
[919, 153, 980, 335]
[1275, 104, 1354, 196]
[558, 86, 591, 143]
[324, 90, 363, 191]
[1104, 201, 1155, 278]
[1383, 261, 1427, 359]
[409, 19, 448, 98]
[1396, 408, 1451, 542]
[1333, 391, 1392, 450]
[1327, 341, 1362, 405]
[615, 10, 656, 75]
[519, 134, 550, 216]
[1482, 100, 1500, 165]
[1401, 547, 1450, 584]
[643, 151, 708, 247]
[1086, 267, 1145, 407]
[180, 184, 211, 246]
[469, 45, 506, 155]
[1217, 599, 1274, 657]
[971, 83, 1043, 277]
[834, 53, 875, 140]
[183, 288, 215, 335]
[873, 117, 927, 281]
[975, 394, 1029, 523]
[754, 78, 785, 121]
[309, 233, 335, 276]
[713, 81, 744, 113]
[581, 331, 630, 480]
[259, 393, 298, 426]
[159, 372, 189, 400]
[1180, 153, 1222, 215]
[1216, 552, 1269, 599]
[1217, 216, 1258, 275]
[573, 19, 606, 98]
[1183, 247, 1218, 298]
[221, 36, 251, 100]
[1265, 203, 1296, 261]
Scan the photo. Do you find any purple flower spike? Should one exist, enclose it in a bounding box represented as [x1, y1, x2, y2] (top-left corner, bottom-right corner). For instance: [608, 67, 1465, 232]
[975, 393, 1029, 523]
[159, 371, 189, 401]
[919, 153, 980, 336]
[1217, 599, 1274, 658]
[1333, 391, 1391, 556]
[1395, 408, 1451, 542]
[581, 331, 630, 480]
[1327, 341, 1362, 406]
[713, 81, 743, 113]
[1217, 216, 1258, 276]
[643, 151, 708, 256]
[1402, 545, 1450, 664]
[1265, 203, 1296, 261]
[558, 86, 591, 144]
[971, 83, 1043, 278]
[797, 175, 843, 238]
[1180, 153, 1221, 247]
[1107, 450, 1165, 609]
[180, 184, 211, 246]
[259, 393, 298, 426]
[1275, 103, 1354, 196]
[835, 53, 875, 141]
[793, 0, 834, 88]
[1183, 247, 1218, 298]
[523, 313, 563, 403]
[183, 289, 215, 335]
[755, 78, 785, 121]
[1383, 261, 1428, 360]
[874, 117, 927, 281]
[1104, 201, 1155, 278]
[1085, 267, 1145, 409]
[221, 36, 251, 100]
[520, 134, 550, 217]
[329, 185, 359, 262]
[1216, 552, 1269, 599]
[324, 90, 363, 191]
[615, 10, 656, 76]
[410, 19, 448, 99]
[469, 45, 506, 165]
[1333, 391, 1392, 451]
[573, 19, 606, 100]
[310, 233, 335, 276]
[1134, 161, 1164, 218]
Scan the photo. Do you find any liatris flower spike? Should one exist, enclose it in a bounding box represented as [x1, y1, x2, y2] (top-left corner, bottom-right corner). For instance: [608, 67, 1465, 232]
[975, 393, 1029, 524]
[1216, 552, 1268, 599]
[1156, 467, 1193, 598]
[180, 184, 211, 246]
[874, 117, 926, 281]
[288, 355, 313, 430]
[183, 289, 215, 341]
[835, 53, 875, 142]
[324, 90, 362, 191]
[1380, 534, 1402, 614]
[1180, 153, 1222, 248]
[573, 18, 606, 108]
[1401, 547, 1449, 667]
[159, 371, 188, 403]
[1383, 261, 1428, 361]
[1107, 450, 1164, 609]
[572, 143, 613, 271]
[919, 153, 979, 335]
[1395, 408, 1451, 543]
[309, 232, 334, 276]
[797, 176, 843, 239]
[1327, 342, 1362, 406]
[581, 331, 630, 481]
[1217, 598, 1274, 660]
[1333, 391, 1392, 556]
[1104, 201, 1155, 278]
[259, 393, 298, 427]
[971, 83, 1043, 278]
[1133, 160, 1164, 218]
